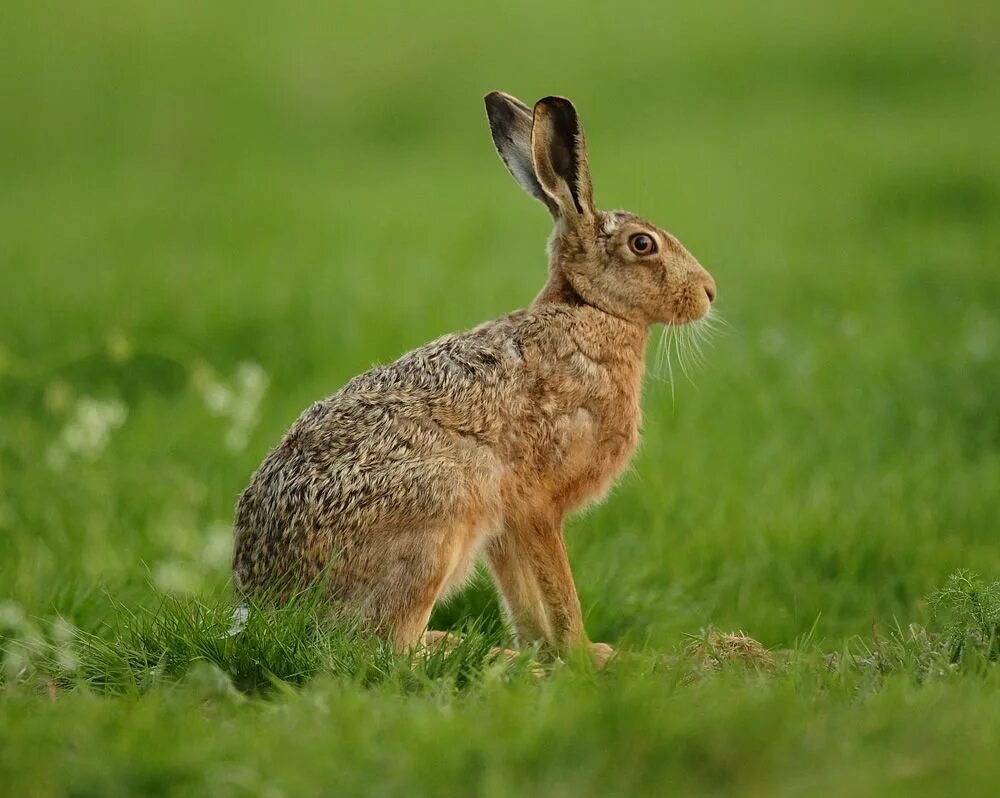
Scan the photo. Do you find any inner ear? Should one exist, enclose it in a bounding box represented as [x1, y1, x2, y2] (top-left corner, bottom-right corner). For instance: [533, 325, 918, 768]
[531, 96, 595, 220]
[544, 102, 584, 213]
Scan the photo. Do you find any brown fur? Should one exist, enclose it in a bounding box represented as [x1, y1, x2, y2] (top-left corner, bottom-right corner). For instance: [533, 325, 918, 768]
[232, 93, 716, 663]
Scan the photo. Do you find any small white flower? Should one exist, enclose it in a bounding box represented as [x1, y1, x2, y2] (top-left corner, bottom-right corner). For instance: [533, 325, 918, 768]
[236, 361, 268, 397]
[150, 510, 200, 553]
[46, 396, 128, 471]
[201, 521, 233, 568]
[203, 381, 235, 415]
[148, 516, 233, 595]
[51, 616, 77, 644]
[52, 617, 81, 674]
[56, 647, 80, 673]
[0, 600, 26, 631]
[152, 559, 202, 594]
[195, 361, 269, 452]
[2, 645, 30, 682]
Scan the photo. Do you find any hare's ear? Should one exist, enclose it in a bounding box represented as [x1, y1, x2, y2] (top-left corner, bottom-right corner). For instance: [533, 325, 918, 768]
[484, 91, 558, 216]
[530, 96, 596, 222]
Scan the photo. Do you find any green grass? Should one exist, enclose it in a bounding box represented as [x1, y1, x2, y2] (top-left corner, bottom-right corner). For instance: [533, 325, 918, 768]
[1, 0, 999, 794]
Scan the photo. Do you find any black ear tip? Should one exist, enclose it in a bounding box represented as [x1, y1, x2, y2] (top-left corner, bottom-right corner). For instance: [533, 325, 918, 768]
[484, 91, 514, 112]
[486, 91, 535, 119]
[535, 95, 576, 113]
[484, 92, 516, 126]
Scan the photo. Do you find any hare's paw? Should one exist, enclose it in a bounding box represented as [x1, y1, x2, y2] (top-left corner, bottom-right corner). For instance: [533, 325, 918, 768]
[589, 642, 615, 668]
[419, 630, 461, 655]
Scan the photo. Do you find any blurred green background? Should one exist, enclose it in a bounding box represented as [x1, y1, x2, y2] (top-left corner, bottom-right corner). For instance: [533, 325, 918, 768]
[1, 0, 999, 794]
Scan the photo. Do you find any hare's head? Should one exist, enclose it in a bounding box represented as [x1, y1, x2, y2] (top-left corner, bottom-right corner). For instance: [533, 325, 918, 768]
[485, 92, 716, 327]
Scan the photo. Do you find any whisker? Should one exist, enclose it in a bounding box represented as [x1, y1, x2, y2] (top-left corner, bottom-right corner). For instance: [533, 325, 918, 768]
[687, 335, 706, 372]
[655, 327, 674, 401]
[688, 322, 709, 366]
[658, 326, 676, 402]
[702, 308, 734, 334]
[674, 324, 697, 386]
[652, 313, 726, 398]
[683, 326, 702, 383]
[675, 325, 688, 377]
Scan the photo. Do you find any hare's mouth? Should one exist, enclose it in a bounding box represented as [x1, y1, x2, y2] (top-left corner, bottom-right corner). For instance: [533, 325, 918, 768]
[663, 288, 714, 327]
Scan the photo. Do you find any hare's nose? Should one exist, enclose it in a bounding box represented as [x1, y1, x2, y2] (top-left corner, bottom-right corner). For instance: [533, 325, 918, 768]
[704, 280, 717, 304]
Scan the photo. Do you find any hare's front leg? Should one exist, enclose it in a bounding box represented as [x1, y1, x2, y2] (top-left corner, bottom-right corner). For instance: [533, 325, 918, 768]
[486, 534, 551, 644]
[487, 512, 613, 666]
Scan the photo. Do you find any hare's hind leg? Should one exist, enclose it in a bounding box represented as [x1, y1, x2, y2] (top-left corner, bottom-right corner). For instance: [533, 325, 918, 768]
[346, 444, 503, 653]
[362, 549, 449, 652]
[360, 520, 484, 652]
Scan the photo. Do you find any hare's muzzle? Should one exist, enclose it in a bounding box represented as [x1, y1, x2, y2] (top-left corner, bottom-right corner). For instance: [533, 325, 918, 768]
[703, 276, 717, 304]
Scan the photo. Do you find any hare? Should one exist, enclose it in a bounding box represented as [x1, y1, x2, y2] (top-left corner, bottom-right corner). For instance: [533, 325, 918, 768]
[232, 92, 716, 666]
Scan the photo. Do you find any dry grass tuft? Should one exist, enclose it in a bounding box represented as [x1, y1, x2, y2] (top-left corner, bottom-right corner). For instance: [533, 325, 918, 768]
[685, 629, 776, 671]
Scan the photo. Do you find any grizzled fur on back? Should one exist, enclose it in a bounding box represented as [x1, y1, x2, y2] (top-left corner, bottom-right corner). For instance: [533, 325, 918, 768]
[233, 92, 716, 662]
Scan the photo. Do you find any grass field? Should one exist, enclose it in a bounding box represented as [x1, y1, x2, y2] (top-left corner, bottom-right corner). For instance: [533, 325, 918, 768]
[2, 0, 999, 794]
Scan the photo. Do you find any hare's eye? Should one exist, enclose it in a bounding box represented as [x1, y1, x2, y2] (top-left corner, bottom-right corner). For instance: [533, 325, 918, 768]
[628, 233, 657, 256]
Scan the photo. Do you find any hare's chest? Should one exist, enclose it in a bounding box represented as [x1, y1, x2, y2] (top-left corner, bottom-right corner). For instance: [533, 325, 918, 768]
[542, 387, 642, 512]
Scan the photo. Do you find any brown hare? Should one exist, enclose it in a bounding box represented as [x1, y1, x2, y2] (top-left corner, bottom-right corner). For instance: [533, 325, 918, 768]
[232, 92, 716, 666]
